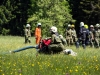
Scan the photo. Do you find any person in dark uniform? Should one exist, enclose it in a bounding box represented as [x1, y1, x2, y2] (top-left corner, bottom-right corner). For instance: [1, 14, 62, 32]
[84, 24, 90, 46]
[79, 22, 87, 49]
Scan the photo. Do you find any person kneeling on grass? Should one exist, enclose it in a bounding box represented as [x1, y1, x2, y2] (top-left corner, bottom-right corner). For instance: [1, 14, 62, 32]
[47, 26, 65, 54]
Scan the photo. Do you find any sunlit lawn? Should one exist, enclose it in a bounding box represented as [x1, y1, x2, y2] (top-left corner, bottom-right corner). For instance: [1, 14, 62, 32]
[0, 36, 100, 75]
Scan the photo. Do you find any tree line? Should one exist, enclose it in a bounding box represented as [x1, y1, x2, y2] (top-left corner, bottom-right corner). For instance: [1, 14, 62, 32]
[0, 0, 100, 36]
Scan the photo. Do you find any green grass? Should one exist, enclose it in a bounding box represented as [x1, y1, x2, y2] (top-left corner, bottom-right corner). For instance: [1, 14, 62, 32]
[0, 36, 100, 75]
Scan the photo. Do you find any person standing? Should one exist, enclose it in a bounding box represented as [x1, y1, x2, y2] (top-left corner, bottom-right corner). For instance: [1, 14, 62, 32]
[94, 24, 100, 48]
[71, 24, 79, 48]
[66, 24, 73, 46]
[71, 25, 77, 43]
[35, 23, 42, 45]
[89, 25, 95, 48]
[79, 22, 87, 49]
[24, 24, 31, 44]
[84, 24, 90, 46]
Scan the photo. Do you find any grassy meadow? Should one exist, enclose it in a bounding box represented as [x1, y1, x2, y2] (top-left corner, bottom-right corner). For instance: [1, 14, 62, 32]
[0, 36, 100, 75]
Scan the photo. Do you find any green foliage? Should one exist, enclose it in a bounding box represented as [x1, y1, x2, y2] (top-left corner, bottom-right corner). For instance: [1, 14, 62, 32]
[0, 0, 15, 34]
[1, 0, 100, 36]
[0, 5, 15, 25]
[0, 0, 31, 35]
[2, 28, 10, 35]
[28, 0, 73, 36]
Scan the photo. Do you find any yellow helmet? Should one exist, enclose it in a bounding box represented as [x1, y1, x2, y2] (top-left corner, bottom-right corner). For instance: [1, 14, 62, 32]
[71, 24, 75, 27]
[84, 24, 88, 29]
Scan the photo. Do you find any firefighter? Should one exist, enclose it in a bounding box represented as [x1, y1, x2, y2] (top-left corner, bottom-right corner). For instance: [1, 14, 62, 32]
[84, 24, 90, 45]
[94, 24, 100, 48]
[71, 24, 79, 48]
[35, 23, 42, 45]
[79, 22, 87, 49]
[66, 24, 73, 46]
[48, 26, 65, 53]
[89, 25, 95, 48]
[24, 24, 31, 43]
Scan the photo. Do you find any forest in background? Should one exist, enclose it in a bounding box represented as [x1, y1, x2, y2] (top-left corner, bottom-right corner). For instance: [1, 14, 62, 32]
[0, 0, 100, 36]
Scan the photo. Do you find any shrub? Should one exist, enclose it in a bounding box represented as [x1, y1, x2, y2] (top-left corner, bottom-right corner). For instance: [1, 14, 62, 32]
[2, 28, 10, 35]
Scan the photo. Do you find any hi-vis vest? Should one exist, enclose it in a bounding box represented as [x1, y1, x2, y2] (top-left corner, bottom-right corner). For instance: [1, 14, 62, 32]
[35, 27, 41, 37]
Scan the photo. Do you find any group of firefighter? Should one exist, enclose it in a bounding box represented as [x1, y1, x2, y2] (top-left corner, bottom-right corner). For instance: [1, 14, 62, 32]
[66, 22, 100, 49]
[24, 22, 100, 54]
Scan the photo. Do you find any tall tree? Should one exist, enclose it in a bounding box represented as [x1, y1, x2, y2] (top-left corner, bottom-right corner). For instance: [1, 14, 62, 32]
[68, 0, 100, 25]
[9, 0, 31, 35]
[28, 0, 73, 36]
[0, 0, 15, 34]
[0, 0, 32, 35]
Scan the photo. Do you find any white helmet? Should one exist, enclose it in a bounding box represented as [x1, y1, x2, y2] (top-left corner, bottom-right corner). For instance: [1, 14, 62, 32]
[96, 23, 99, 26]
[37, 23, 41, 26]
[68, 24, 71, 27]
[50, 26, 57, 33]
[90, 25, 94, 27]
[80, 22, 84, 27]
[26, 24, 31, 27]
